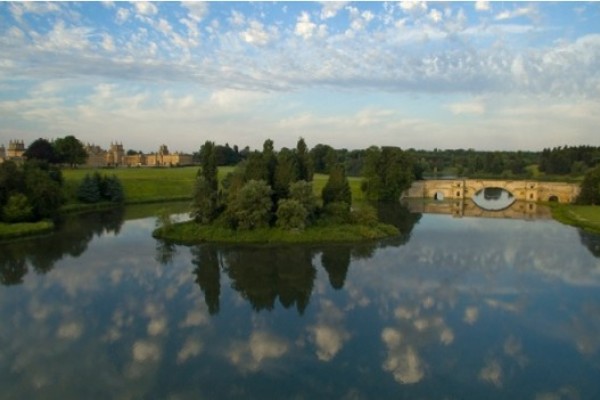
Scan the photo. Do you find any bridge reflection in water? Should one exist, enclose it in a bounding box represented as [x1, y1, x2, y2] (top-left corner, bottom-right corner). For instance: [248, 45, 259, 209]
[403, 198, 552, 220]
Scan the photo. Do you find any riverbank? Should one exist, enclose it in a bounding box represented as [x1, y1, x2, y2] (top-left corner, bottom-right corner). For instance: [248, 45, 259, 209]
[153, 220, 399, 244]
[551, 204, 600, 233]
[0, 220, 54, 241]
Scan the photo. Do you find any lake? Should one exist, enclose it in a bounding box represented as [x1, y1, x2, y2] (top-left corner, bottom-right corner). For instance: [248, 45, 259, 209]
[1, 201, 600, 399]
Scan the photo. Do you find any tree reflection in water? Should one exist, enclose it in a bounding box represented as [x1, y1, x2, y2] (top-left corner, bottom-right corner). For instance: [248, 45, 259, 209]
[579, 229, 600, 259]
[188, 204, 422, 315]
[0, 207, 125, 285]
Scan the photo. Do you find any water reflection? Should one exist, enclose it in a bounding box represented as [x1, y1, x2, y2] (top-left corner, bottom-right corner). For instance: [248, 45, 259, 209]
[472, 188, 516, 211]
[2, 203, 600, 399]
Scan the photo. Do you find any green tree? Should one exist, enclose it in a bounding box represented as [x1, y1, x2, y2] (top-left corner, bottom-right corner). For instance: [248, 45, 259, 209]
[53, 135, 88, 167]
[322, 164, 351, 207]
[77, 174, 101, 203]
[289, 180, 317, 219]
[2, 193, 33, 223]
[296, 137, 313, 181]
[24, 166, 64, 219]
[0, 161, 25, 208]
[362, 146, 413, 202]
[276, 199, 308, 230]
[274, 148, 298, 200]
[576, 165, 600, 205]
[104, 175, 124, 203]
[192, 141, 219, 223]
[230, 180, 273, 230]
[23, 138, 58, 163]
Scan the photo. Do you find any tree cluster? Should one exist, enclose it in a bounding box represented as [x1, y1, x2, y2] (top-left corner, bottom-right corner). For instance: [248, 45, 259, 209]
[576, 165, 600, 205]
[362, 146, 415, 202]
[77, 172, 125, 204]
[23, 135, 88, 167]
[0, 160, 64, 223]
[191, 138, 356, 231]
[539, 146, 600, 176]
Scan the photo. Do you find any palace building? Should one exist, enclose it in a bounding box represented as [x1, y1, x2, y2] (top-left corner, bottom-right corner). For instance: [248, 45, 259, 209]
[0, 140, 25, 163]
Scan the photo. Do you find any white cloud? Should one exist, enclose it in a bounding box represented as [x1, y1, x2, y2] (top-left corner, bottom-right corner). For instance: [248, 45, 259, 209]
[463, 306, 479, 324]
[116, 7, 130, 24]
[240, 20, 273, 46]
[227, 331, 289, 372]
[57, 321, 84, 340]
[475, 1, 491, 12]
[479, 359, 503, 387]
[177, 337, 203, 364]
[429, 9, 443, 23]
[183, 2, 208, 22]
[495, 6, 538, 21]
[295, 12, 317, 40]
[400, 1, 427, 14]
[132, 340, 161, 362]
[134, 2, 158, 16]
[320, 1, 348, 20]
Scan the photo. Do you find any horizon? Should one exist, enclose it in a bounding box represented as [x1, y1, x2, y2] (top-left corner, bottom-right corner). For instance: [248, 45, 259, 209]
[1, 1, 600, 153]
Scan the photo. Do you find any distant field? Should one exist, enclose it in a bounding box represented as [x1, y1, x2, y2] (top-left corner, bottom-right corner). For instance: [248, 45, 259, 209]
[62, 166, 364, 205]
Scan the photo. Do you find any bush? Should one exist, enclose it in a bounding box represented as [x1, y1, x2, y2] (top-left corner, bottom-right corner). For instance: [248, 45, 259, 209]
[276, 199, 308, 230]
[77, 173, 124, 204]
[2, 193, 33, 223]
[77, 174, 101, 203]
[576, 165, 600, 205]
[351, 205, 379, 226]
[289, 180, 317, 217]
[230, 180, 273, 230]
[322, 201, 351, 224]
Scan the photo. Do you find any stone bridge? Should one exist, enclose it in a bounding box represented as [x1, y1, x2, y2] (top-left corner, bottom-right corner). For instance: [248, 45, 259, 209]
[404, 179, 580, 204]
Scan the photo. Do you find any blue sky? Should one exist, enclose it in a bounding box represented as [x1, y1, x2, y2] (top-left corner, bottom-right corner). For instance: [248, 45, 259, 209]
[1, 1, 600, 152]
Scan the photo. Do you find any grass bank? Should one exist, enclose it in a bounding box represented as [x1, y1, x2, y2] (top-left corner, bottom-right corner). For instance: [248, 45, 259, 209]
[0, 220, 54, 241]
[551, 204, 600, 233]
[154, 220, 398, 245]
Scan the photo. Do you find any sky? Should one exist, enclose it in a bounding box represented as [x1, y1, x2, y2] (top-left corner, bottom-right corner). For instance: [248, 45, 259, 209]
[1, 1, 600, 153]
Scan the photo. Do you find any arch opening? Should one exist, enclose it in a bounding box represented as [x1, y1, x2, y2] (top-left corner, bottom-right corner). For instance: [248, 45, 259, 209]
[548, 195, 559, 202]
[433, 191, 444, 201]
[472, 187, 516, 211]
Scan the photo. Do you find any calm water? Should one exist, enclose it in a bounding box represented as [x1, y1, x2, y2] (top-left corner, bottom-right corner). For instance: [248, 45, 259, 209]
[1, 202, 600, 399]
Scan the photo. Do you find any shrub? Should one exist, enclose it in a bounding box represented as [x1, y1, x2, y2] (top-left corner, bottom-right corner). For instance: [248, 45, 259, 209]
[2, 193, 33, 223]
[351, 205, 379, 226]
[276, 199, 308, 230]
[230, 180, 273, 230]
[289, 180, 317, 217]
[322, 201, 351, 224]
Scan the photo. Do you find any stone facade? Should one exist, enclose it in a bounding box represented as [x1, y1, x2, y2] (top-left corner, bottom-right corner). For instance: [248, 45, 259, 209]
[0, 140, 26, 163]
[84, 142, 193, 167]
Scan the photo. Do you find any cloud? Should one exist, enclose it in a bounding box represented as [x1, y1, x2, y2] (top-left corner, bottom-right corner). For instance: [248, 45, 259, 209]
[295, 12, 317, 39]
[132, 340, 161, 362]
[495, 5, 538, 21]
[381, 328, 425, 385]
[240, 20, 274, 46]
[475, 2, 491, 12]
[177, 337, 203, 364]
[57, 321, 84, 340]
[463, 306, 479, 324]
[320, 2, 348, 20]
[308, 300, 350, 362]
[447, 99, 486, 115]
[479, 359, 503, 387]
[227, 331, 289, 372]
[134, 2, 158, 16]
[115, 7, 130, 24]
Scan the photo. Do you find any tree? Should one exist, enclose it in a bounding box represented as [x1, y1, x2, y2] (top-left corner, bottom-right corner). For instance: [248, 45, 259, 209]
[53, 135, 88, 167]
[322, 163, 351, 207]
[192, 141, 219, 223]
[362, 146, 413, 202]
[289, 180, 317, 219]
[24, 165, 64, 219]
[23, 138, 57, 163]
[230, 180, 273, 230]
[104, 175, 124, 203]
[0, 161, 24, 208]
[276, 199, 308, 230]
[576, 165, 600, 205]
[296, 137, 313, 181]
[77, 174, 101, 203]
[2, 193, 33, 223]
[274, 148, 298, 201]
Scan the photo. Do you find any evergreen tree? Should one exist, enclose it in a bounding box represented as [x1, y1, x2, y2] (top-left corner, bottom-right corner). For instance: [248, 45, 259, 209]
[77, 174, 101, 203]
[192, 141, 219, 223]
[362, 146, 413, 202]
[104, 175, 124, 203]
[322, 163, 351, 207]
[289, 180, 317, 219]
[296, 137, 313, 181]
[274, 148, 298, 201]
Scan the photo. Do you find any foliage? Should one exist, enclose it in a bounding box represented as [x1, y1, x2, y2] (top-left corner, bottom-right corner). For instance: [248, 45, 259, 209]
[0, 161, 25, 206]
[192, 141, 220, 223]
[322, 201, 351, 224]
[229, 180, 273, 230]
[53, 135, 88, 166]
[351, 205, 379, 227]
[576, 165, 600, 205]
[23, 138, 58, 163]
[296, 137, 313, 181]
[322, 164, 351, 207]
[24, 164, 64, 219]
[76, 172, 124, 204]
[362, 146, 414, 202]
[274, 148, 299, 200]
[539, 145, 600, 175]
[276, 199, 309, 230]
[289, 180, 318, 218]
[2, 193, 33, 223]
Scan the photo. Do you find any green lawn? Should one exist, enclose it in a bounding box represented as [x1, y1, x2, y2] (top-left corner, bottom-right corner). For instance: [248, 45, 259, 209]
[0, 220, 54, 240]
[63, 167, 364, 205]
[551, 204, 600, 233]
